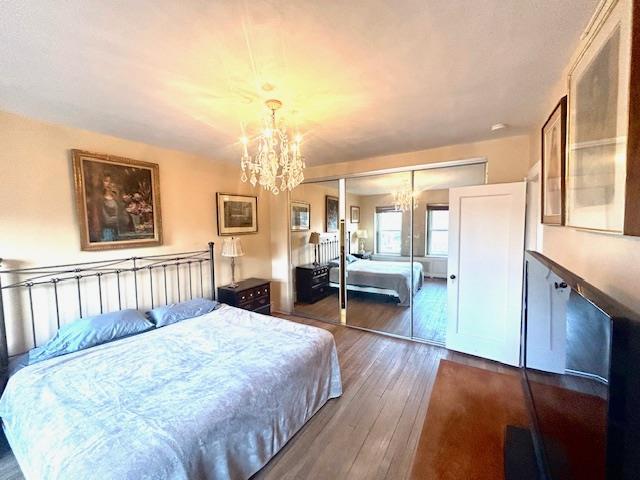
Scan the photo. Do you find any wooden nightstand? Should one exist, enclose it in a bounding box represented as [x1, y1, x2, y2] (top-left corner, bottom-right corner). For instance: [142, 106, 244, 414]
[218, 278, 271, 315]
[295, 264, 334, 304]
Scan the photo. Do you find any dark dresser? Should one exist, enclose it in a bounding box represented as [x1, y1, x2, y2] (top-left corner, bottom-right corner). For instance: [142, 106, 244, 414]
[295, 264, 334, 304]
[218, 278, 271, 315]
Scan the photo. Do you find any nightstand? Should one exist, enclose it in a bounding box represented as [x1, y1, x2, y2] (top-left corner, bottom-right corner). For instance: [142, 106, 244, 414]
[218, 278, 271, 315]
[295, 264, 334, 304]
[353, 251, 372, 260]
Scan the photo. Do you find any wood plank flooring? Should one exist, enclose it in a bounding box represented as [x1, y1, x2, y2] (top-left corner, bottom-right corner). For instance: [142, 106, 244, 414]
[294, 278, 448, 343]
[0, 314, 511, 480]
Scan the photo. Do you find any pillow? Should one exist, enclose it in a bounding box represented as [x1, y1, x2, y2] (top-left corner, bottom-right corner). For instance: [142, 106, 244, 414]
[328, 260, 340, 267]
[28, 309, 153, 365]
[146, 298, 219, 327]
[346, 254, 358, 263]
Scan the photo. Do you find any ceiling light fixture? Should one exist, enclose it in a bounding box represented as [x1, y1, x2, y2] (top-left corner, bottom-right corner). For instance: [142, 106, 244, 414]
[393, 185, 417, 212]
[240, 99, 305, 195]
[491, 122, 508, 132]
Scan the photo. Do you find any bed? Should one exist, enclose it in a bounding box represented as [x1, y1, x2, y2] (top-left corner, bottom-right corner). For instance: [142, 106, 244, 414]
[329, 259, 423, 306]
[0, 245, 342, 480]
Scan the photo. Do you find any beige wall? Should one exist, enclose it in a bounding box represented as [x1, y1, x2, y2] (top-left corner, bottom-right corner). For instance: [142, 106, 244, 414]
[528, 12, 640, 313]
[305, 134, 530, 184]
[0, 110, 275, 348]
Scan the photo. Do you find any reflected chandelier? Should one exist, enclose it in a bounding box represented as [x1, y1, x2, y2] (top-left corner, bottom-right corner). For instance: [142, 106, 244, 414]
[393, 186, 417, 212]
[240, 99, 305, 195]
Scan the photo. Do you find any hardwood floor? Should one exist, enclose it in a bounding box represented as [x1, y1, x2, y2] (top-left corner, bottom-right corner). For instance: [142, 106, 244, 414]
[254, 315, 512, 480]
[0, 314, 511, 480]
[293, 278, 448, 344]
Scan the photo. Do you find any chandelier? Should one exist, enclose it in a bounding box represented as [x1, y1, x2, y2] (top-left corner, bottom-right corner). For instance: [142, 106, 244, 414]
[240, 99, 305, 195]
[393, 186, 417, 212]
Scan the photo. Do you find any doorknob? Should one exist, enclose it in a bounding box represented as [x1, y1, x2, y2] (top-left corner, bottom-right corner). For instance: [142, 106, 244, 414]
[449, 274, 456, 280]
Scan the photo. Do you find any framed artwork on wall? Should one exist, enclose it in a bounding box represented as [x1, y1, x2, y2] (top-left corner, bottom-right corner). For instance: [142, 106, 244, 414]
[325, 195, 339, 232]
[350, 205, 360, 224]
[541, 96, 567, 225]
[216, 193, 258, 236]
[565, 0, 637, 233]
[71, 149, 162, 251]
[291, 201, 310, 231]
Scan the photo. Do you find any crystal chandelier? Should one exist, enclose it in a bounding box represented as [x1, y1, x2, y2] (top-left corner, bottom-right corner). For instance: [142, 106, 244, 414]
[393, 186, 417, 212]
[240, 99, 305, 195]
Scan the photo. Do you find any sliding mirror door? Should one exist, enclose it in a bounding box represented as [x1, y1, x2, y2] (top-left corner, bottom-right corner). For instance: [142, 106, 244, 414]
[291, 180, 341, 324]
[411, 162, 487, 344]
[344, 172, 415, 337]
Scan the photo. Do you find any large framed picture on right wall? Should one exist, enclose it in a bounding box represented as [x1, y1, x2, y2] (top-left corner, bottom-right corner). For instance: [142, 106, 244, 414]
[565, 0, 640, 235]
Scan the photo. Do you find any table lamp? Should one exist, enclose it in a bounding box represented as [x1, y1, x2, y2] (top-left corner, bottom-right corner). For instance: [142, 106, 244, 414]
[357, 229, 368, 253]
[309, 232, 321, 266]
[221, 237, 245, 288]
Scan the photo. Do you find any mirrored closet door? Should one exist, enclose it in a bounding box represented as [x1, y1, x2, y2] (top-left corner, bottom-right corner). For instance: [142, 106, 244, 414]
[291, 180, 342, 324]
[344, 172, 414, 337]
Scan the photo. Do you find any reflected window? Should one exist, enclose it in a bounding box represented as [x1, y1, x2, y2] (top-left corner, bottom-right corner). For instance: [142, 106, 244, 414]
[375, 207, 402, 254]
[427, 205, 449, 256]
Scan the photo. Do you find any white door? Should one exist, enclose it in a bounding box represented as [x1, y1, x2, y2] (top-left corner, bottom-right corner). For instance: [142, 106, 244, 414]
[446, 182, 526, 366]
[524, 256, 570, 373]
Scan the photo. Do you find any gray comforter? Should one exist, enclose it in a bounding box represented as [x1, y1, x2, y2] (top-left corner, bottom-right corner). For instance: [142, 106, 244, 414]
[330, 259, 423, 306]
[0, 305, 342, 480]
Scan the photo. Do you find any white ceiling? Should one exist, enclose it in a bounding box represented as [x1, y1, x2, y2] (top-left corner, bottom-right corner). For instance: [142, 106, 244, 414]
[0, 0, 598, 166]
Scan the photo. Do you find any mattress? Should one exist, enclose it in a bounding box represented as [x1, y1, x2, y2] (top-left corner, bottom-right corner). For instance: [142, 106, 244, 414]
[0, 305, 342, 480]
[329, 259, 423, 306]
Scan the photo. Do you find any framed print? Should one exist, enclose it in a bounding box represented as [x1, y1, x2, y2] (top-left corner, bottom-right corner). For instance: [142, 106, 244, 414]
[291, 201, 310, 231]
[325, 195, 339, 232]
[350, 205, 361, 224]
[541, 96, 567, 225]
[72, 150, 162, 251]
[566, 0, 633, 233]
[216, 193, 258, 235]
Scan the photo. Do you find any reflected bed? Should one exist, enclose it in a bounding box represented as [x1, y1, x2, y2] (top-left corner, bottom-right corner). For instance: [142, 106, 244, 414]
[329, 259, 423, 306]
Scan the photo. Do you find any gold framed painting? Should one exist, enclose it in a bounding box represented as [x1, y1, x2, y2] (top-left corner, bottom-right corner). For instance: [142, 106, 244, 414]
[541, 96, 567, 225]
[72, 150, 163, 251]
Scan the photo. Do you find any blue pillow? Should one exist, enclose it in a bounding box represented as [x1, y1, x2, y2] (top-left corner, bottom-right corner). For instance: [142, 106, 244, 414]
[28, 309, 153, 365]
[346, 254, 358, 263]
[146, 298, 219, 327]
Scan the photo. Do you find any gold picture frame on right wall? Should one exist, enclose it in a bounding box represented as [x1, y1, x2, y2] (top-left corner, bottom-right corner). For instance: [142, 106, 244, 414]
[566, 0, 640, 234]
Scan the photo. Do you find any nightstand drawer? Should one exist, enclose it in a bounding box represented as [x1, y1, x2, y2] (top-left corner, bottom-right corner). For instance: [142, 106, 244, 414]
[311, 273, 328, 285]
[217, 278, 271, 315]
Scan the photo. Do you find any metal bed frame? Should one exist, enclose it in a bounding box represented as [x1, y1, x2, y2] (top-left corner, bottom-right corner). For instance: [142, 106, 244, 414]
[0, 242, 216, 370]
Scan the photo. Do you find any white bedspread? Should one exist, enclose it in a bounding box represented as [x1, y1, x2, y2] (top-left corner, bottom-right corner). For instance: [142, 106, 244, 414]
[0, 305, 342, 480]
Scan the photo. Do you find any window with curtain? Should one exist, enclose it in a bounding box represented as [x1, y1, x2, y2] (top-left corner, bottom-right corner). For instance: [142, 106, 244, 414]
[375, 207, 402, 254]
[426, 205, 449, 256]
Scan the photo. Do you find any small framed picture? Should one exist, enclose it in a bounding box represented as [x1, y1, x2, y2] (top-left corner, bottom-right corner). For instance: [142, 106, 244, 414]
[325, 195, 339, 232]
[71, 150, 163, 251]
[350, 205, 360, 224]
[541, 96, 567, 225]
[291, 201, 311, 231]
[216, 193, 258, 236]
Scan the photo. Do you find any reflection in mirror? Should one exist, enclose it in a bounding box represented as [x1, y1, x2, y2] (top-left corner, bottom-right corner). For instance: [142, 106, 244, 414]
[345, 171, 415, 337]
[291, 180, 341, 323]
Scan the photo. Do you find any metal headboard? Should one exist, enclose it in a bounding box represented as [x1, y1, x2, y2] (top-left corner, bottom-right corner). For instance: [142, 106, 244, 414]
[316, 231, 354, 265]
[0, 242, 216, 368]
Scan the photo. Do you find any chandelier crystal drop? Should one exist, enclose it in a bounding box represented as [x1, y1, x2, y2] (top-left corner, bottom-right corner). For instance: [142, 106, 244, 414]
[240, 99, 305, 195]
[393, 186, 417, 212]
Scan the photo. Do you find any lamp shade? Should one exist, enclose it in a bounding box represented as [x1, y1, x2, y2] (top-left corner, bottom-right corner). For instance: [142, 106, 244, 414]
[309, 232, 321, 244]
[357, 229, 368, 239]
[221, 237, 245, 257]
